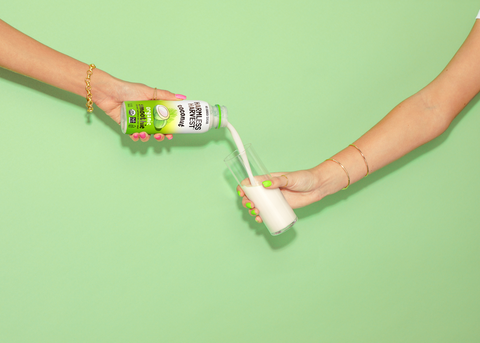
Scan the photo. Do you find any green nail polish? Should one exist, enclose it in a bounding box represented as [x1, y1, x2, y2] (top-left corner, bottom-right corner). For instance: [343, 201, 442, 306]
[251, 209, 257, 215]
[263, 180, 272, 187]
[246, 202, 253, 209]
[237, 190, 242, 197]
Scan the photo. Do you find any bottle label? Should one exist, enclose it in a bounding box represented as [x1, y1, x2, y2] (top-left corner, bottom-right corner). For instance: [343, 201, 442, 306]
[123, 100, 210, 134]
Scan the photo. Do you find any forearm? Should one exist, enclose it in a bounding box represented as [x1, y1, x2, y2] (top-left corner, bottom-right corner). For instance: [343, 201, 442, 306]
[0, 19, 115, 98]
[242, 17, 480, 214]
[352, 93, 449, 173]
[311, 92, 452, 196]
[311, 20, 480, 197]
[0, 19, 183, 139]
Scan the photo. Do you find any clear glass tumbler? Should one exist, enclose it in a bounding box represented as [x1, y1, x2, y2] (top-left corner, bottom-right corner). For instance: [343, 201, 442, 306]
[225, 144, 297, 236]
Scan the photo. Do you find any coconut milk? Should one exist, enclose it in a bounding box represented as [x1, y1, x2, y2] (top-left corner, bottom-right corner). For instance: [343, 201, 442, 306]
[242, 185, 297, 235]
[226, 123, 297, 235]
[226, 123, 257, 186]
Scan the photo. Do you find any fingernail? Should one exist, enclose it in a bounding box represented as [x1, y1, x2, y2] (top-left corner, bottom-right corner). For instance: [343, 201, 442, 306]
[166, 134, 173, 140]
[132, 133, 139, 139]
[246, 202, 253, 209]
[237, 190, 242, 197]
[250, 209, 257, 216]
[175, 94, 187, 100]
[255, 217, 261, 223]
[262, 180, 272, 188]
[154, 134, 163, 141]
[140, 132, 146, 139]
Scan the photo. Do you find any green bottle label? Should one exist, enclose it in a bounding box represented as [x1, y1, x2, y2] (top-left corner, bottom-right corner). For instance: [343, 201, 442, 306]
[123, 100, 210, 134]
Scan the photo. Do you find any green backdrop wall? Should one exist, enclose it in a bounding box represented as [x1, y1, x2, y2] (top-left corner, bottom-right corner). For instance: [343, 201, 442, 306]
[1, 1, 479, 342]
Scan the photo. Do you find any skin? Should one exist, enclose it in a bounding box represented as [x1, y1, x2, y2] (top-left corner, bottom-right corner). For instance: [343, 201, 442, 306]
[2, 18, 479, 223]
[0, 19, 184, 141]
[240, 19, 480, 223]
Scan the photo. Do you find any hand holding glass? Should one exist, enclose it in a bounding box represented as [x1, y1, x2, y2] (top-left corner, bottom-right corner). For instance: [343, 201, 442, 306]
[225, 144, 297, 236]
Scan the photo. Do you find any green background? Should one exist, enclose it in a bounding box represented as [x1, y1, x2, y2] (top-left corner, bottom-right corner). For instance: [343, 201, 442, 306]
[1, 1, 479, 342]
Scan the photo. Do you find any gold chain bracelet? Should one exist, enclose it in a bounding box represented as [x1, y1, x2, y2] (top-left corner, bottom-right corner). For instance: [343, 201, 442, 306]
[85, 64, 96, 113]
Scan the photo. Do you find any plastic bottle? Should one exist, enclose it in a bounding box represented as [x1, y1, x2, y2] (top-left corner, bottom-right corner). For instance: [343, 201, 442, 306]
[120, 100, 228, 134]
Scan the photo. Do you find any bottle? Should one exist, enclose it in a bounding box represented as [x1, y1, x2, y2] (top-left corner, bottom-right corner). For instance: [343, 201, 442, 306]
[120, 100, 228, 134]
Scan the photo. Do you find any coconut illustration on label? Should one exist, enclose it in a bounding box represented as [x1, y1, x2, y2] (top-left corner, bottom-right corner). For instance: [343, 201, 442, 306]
[153, 105, 170, 130]
[155, 105, 170, 120]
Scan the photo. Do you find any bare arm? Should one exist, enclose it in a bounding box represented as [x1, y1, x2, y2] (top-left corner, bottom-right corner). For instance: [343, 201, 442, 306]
[320, 20, 480, 194]
[239, 19, 480, 218]
[0, 19, 94, 97]
[0, 19, 185, 141]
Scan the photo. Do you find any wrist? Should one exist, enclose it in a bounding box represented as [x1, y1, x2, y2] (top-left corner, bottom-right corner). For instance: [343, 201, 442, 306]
[310, 144, 372, 197]
[90, 68, 120, 105]
[310, 161, 349, 197]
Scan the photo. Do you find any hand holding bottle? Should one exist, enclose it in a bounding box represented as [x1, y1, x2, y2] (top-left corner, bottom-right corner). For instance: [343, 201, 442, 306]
[0, 19, 186, 143]
[90, 73, 187, 141]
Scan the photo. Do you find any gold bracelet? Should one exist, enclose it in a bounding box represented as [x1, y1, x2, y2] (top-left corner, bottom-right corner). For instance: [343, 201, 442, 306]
[349, 144, 370, 177]
[325, 158, 350, 190]
[85, 64, 96, 113]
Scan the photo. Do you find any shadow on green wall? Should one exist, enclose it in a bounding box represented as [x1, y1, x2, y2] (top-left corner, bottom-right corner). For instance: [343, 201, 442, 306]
[0, 67, 85, 109]
[2, 68, 478, 251]
[0, 67, 232, 153]
[223, 168, 298, 250]
[218, 92, 479, 250]
[295, 92, 480, 227]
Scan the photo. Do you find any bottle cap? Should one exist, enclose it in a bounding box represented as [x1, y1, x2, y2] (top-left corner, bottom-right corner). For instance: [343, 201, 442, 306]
[215, 104, 228, 129]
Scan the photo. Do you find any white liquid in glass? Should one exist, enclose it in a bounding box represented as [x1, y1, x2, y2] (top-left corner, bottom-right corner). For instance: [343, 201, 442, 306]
[242, 185, 297, 235]
[226, 123, 297, 235]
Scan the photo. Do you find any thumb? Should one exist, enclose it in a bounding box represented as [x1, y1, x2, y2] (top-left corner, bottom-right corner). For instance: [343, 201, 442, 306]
[261, 173, 291, 190]
[154, 88, 187, 101]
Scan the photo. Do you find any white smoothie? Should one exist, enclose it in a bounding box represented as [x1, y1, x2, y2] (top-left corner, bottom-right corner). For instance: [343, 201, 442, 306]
[227, 123, 257, 186]
[242, 185, 297, 235]
[226, 122, 297, 235]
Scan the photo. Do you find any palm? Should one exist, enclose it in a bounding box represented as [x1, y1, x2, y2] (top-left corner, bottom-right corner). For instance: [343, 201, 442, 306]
[98, 98, 123, 124]
[270, 170, 321, 209]
[93, 80, 179, 124]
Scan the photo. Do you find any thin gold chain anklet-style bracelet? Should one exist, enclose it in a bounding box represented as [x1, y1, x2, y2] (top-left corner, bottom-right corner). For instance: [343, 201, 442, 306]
[85, 64, 96, 113]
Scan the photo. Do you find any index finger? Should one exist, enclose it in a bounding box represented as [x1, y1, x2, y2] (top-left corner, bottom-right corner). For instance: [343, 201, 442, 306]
[236, 185, 245, 197]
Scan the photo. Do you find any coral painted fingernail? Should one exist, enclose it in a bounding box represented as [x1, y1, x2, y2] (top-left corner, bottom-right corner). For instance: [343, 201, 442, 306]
[262, 180, 272, 188]
[237, 190, 242, 197]
[246, 202, 253, 209]
[132, 133, 139, 139]
[175, 94, 187, 100]
[140, 132, 146, 139]
[166, 134, 173, 140]
[154, 134, 163, 141]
